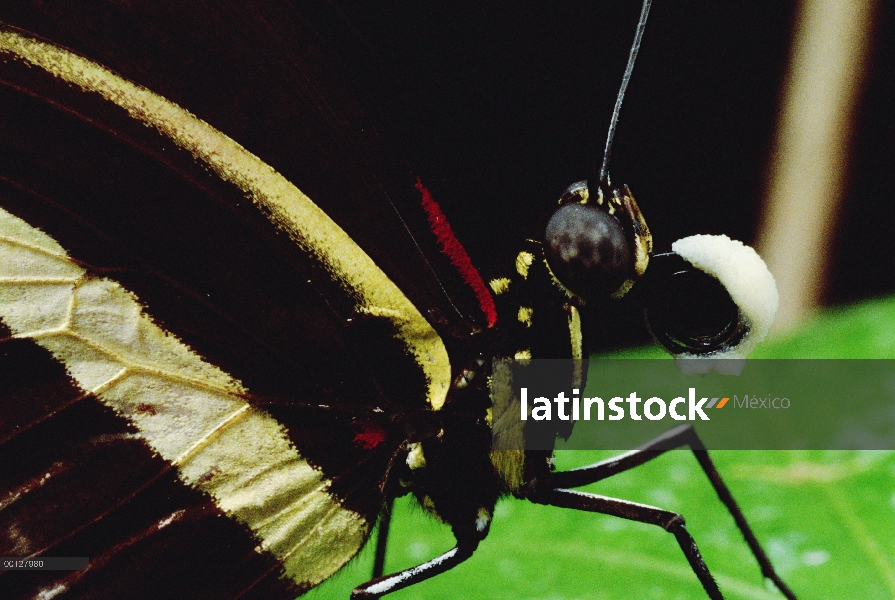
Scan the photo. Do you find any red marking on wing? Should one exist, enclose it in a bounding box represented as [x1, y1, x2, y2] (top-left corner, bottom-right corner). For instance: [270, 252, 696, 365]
[353, 421, 387, 450]
[415, 177, 498, 328]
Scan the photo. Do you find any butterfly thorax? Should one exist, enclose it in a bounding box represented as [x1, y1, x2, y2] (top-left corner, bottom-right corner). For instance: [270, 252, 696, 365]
[398, 180, 651, 538]
[392, 239, 589, 538]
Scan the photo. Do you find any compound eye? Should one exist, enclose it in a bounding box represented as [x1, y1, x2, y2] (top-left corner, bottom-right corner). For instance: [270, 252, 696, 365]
[544, 203, 631, 299]
[644, 253, 743, 354]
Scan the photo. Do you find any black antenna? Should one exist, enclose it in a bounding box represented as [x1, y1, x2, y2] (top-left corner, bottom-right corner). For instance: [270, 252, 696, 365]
[599, 0, 654, 185]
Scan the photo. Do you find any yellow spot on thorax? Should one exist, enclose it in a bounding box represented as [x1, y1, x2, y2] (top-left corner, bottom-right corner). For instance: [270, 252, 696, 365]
[567, 305, 582, 359]
[515, 251, 534, 279]
[406, 442, 426, 470]
[514, 349, 531, 360]
[517, 306, 533, 327]
[489, 277, 511, 295]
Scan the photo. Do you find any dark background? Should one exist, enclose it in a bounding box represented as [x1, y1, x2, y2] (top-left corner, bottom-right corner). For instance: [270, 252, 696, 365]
[306, 0, 894, 348]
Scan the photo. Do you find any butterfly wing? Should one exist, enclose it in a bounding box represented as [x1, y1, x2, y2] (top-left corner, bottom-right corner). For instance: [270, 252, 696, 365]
[0, 4, 477, 597]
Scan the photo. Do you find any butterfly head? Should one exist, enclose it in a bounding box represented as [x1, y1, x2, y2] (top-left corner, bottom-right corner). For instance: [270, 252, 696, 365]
[544, 179, 652, 301]
[543, 180, 778, 364]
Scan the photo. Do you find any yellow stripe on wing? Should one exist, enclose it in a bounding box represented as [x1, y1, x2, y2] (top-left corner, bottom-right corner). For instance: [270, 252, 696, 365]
[0, 204, 367, 588]
[0, 27, 451, 411]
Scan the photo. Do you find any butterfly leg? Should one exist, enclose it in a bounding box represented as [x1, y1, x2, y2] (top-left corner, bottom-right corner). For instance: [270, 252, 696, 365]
[547, 424, 797, 600]
[352, 537, 479, 599]
[532, 488, 724, 599]
[371, 497, 394, 578]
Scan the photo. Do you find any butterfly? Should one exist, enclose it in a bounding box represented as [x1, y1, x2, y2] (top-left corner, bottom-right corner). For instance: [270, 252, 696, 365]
[0, 2, 796, 599]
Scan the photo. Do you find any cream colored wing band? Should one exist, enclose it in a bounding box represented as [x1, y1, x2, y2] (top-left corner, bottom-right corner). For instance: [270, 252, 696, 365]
[0, 27, 451, 411]
[0, 205, 367, 587]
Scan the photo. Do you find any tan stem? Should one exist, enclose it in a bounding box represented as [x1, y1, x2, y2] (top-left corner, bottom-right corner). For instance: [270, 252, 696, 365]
[757, 0, 876, 333]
